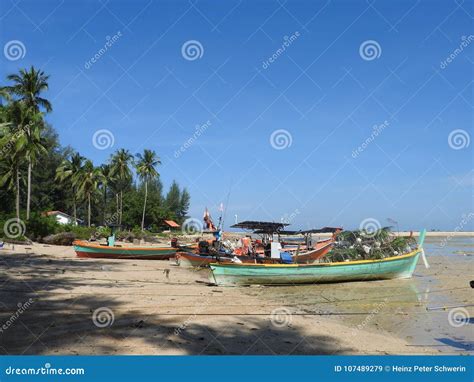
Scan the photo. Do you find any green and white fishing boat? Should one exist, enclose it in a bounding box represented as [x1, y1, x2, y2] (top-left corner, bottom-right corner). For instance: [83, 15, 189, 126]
[209, 230, 427, 286]
[72, 225, 180, 260]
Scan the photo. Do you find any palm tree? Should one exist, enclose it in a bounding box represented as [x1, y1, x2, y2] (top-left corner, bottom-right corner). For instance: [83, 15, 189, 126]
[110, 149, 133, 225]
[135, 149, 160, 230]
[75, 160, 104, 227]
[0, 88, 11, 105]
[0, 154, 22, 220]
[4, 66, 52, 112]
[0, 122, 21, 220]
[99, 163, 113, 225]
[56, 152, 85, 223]
[1, 102, 31, 218]
[16, 109, 47, 220]
[4, 67, 51, 220]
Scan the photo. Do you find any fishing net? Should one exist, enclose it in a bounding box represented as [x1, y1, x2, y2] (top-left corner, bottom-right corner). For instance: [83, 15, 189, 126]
[322, 227, 418, 263]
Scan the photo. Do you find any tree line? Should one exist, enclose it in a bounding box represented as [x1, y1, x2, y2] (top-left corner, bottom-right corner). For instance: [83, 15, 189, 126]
[0, 66, 190, 231]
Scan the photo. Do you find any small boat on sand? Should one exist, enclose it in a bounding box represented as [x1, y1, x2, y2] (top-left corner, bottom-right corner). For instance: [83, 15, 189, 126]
[73, 240, 177, 260]
[209, 248, 422, 286]
[209, 249, 422, 286]
[73, 224, 180, 260]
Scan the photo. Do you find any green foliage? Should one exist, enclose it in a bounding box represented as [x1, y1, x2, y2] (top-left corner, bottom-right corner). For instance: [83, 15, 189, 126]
[24, 213, 59, 241]
[61, 224, 97, 240]
[0, 67, 192, 236]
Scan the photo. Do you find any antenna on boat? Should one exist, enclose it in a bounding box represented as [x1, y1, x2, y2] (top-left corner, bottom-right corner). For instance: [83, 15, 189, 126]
[220, 179, 233, 232]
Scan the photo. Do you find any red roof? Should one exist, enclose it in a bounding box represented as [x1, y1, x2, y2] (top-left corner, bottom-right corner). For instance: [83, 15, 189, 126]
[45, 210, 67, 216]
[164, 220, 180, 228]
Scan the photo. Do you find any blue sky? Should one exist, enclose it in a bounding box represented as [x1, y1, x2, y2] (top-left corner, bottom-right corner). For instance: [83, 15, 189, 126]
[1, 0, 472, 231]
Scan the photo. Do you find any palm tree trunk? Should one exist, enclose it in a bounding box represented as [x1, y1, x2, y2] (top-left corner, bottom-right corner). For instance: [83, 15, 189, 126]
[141, 181, 148, 231]
[73, 198, 77, 225]
[26, 160, 32, 220]
[15, 165, 20, 221]
[103, 186, 107, 225]
[88, 193, 91, 227]
[120, 190, 123, 225]
[116, 193, 119, 222]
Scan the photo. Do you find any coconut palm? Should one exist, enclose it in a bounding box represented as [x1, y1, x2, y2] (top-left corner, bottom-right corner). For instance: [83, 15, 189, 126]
[4, 66, 51, 220]
[16, 109, 47, 220]
[98, 163, 113, 225]
[135, 149, 160, 230]
[0, 122, 21, 220]
[110, 149, 133, 225]
[0, 88, 11, 105]
[1, 102, 32, 218]
[4, 66, 52, 112]
[75, 160, 104, 227]
[56, 152, 85, 223]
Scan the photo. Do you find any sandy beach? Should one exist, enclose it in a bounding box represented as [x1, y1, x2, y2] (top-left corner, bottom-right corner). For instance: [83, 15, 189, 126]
[0, 237, 472, 355]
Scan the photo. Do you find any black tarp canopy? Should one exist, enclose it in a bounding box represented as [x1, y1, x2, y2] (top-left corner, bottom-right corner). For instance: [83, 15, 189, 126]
[231, 221, 288, 233]
[300, 227, 342, 234]
[232, 222, 342, 235]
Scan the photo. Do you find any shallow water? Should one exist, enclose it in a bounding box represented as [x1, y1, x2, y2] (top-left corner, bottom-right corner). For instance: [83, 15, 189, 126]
[243, 237, 473, 354]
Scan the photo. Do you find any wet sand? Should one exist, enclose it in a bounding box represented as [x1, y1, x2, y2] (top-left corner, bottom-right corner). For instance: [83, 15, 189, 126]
[0, 238, 471, 355]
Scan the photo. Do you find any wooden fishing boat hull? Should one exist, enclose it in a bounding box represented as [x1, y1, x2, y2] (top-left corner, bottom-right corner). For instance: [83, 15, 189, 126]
[209, 249, 421, 286]
[176, 251, 291, 267]
[292, 239, 333, 263]
[176, 252, 234, 267]
[73, 240, 177, 260]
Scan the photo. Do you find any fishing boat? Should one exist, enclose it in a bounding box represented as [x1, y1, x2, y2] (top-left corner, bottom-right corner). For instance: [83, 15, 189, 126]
[176, 237, 335, 267]
[209, 248, 423, 286]
[209, 249, 422, 286]
[176, 223, 341, 267]
[73, 224, 179, 260]
[176, 251, 234, 267]
[73, 240, 177, 260]
[232, 221, 341, 263]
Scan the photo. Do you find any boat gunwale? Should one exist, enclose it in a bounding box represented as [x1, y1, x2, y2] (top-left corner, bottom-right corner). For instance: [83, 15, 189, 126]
[209, 248, 421, 268]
